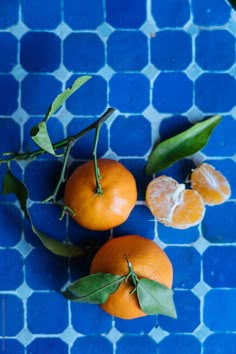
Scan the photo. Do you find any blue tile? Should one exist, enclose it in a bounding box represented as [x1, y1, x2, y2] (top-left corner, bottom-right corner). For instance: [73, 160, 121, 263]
[23, 116, 65, 157]
[109, 73, 149, 113]
[67, 118, 108, 159]
[116, 335, 157, 354]
[204, 159, 236, 198]
[0, 249, 23, 290]
[25, 248, 68, 291]
[110, 115, 151, 156]
[156, 158, 195, 184]
[158, 223, 199, 244]
[114, 205, 155, 240]
[151, 30, 192, 70]
[69, 249, 93, 283]
[0, 74, 19, 115]
[192, 0, 231, 26]
[2, 340, 24, 354]
[71, 336, 113, 354]
[108, 31, 148, 71]
[153, 73, 193, 113]
[203, 333, 236, 354]
[115, 316, 157, 334]
[202, 202, 236, 243]
[22, 74, 61, 115]
[0, 118, 20, 155]
[195, 73, 236, 113]
[106, 0, 146, 29]
[27, 203, 67, 243]
[21, 32, 60, 72]
[159, 334, 201, 354]
[24, 217, 42, 248]
[0, 0, 19, 28]
[64, 33, 105, 73]
[66, 75, 107, 116]
[159, 291, 200, 332]
[196, 30, 235, 71]
[71, 302, 112, 334]
[68, 216, 110, 250]
[24, 160, 63, 201]
[27, 292, 68, 334]
[203, 246, 236, 287]
[165, 247, 201, 289]
[22, 0, 61, 30]
[27, 338, 68, 354]
[0, 294, 24, 335]
[64, 0, 104, 30]
[204, 289, 236, 331]
[152, 0, 190, 28]
[0, 33, 17, 72]
[159, 115, 192, 141]
[202, 116, 236, 157]
[119, 158, 152, 201]
[0, 205, 22, 247]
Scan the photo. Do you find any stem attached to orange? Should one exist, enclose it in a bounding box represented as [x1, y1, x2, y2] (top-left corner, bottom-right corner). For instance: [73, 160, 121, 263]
[93, 124, 103, 195]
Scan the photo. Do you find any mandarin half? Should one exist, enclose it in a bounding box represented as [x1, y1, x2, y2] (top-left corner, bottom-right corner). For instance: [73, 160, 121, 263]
[146, 175, 205, 229]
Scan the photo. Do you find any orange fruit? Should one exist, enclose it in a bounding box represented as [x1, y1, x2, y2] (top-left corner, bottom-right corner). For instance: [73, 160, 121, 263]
[191, 163, 231, 205]
[64, 159, 137, 231]
[90, 235, 173, 319]
[145, 175, 205, 229]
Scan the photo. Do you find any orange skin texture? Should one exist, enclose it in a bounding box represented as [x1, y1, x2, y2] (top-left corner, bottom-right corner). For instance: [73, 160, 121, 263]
[64, 159, 137, 231]
[90, 235, 173, 320]
[191, 163, 231, 205]
[146, 175, 205, 229]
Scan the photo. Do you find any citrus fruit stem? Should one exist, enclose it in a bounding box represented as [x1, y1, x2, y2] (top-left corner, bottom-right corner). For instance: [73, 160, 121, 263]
[125, 257, 140, 294]
[93, 125, 103, 195]
[26, 108, 114, 205]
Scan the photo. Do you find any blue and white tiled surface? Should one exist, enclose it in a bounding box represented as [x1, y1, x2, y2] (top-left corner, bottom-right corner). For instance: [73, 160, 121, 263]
[0, 1, 236, 353]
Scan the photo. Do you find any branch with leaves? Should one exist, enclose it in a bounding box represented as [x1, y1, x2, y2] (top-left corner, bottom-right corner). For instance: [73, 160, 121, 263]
[0, 76, 115, 257]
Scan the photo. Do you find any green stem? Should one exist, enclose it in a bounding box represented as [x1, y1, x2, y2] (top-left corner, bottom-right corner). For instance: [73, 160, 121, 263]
[43, 138, 75, 203]
[125, 257, 140, 294]
[93, 124, 103, 195]
[0, 108, 115, 164]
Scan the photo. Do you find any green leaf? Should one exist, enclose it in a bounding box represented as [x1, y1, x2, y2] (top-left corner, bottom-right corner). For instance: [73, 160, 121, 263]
[45, 75, 92, 121]
[227, 0, 236, 10]
[63, 273, 124, 304]
[30, 76, 92, 155]
[2, 168, 86, 257]
[137, 278, 177, 318]
[31, 122, 56, 155]
[145, 115, 221, 175]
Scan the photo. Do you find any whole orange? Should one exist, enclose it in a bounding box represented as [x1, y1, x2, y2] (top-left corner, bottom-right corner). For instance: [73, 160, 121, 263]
[64, 159, 137, 230]
[90, 235, 173, 319]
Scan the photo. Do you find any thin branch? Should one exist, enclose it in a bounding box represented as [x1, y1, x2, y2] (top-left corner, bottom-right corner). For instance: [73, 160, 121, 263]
[0, 108, 116, 164]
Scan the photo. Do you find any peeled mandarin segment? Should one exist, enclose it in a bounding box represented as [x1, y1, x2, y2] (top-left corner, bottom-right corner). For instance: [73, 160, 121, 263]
[191, 163, 231, 205]
[145, 175, 184, 223]
[169, 189, 205, 229]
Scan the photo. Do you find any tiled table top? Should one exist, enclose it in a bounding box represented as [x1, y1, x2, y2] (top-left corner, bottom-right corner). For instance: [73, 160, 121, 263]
[0, 1, 236, 353]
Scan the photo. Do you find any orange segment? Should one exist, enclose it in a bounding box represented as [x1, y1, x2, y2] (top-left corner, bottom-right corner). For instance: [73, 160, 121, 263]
[191, 163, 231, 205]
[146, 175, 205, 229]
[169, 189, 205, 229]
[145, 176, 185, 223]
